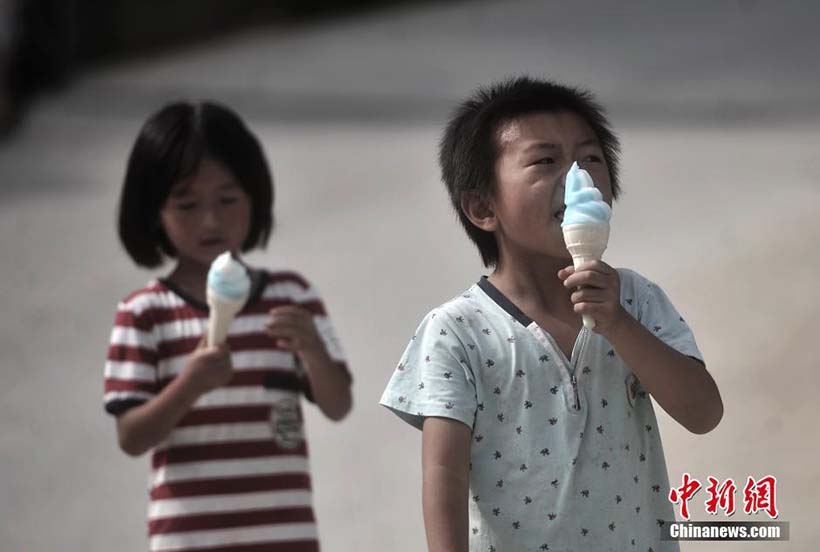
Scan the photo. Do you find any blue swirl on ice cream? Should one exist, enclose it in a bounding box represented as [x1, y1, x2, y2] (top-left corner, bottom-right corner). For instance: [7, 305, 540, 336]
[561, 162, 611, 227]
[207, 252, 251, 300]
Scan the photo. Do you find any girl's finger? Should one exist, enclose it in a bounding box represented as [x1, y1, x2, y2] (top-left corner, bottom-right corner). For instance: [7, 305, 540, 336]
[266, 321, 311, 338]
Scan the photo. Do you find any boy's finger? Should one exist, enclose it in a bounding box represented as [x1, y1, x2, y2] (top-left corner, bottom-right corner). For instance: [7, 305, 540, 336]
[574, 260, 610, 274]
[557, 266, 575, 279]
[571, 288, 609, 304]
[564, 270, 610, 290]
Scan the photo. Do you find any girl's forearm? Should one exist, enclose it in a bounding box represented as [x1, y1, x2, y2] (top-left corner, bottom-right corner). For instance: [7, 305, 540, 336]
[299, 351, 352, 421]
[607, 313, 723, 434]
[116, 373, 202, 456]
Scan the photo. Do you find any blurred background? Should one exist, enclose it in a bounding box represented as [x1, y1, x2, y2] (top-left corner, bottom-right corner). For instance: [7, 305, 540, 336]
[1, 0, 818, 550]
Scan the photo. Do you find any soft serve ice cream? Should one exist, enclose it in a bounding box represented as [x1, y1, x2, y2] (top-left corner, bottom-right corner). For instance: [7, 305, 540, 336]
[561, 161, 611, 227]
[561, 162, 612, 329]
[207, 252, 251, 301]
[206, 252, 251, 346]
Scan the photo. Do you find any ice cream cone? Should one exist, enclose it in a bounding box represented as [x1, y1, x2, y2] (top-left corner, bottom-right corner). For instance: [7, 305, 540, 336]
[562, 222, 610, 329]
[206, 289, 245, 347]
[205, 251, 252, 347]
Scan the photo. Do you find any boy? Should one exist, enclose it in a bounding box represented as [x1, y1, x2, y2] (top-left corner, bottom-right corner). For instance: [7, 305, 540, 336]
[380, 77, 722, 552]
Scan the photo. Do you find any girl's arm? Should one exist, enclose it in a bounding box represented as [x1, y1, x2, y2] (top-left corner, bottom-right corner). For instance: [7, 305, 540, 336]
[265, 305, 352, 421]
[116, 340, 232, 456]
[297, 352, 352, 421]
[422, 417, 471, 552]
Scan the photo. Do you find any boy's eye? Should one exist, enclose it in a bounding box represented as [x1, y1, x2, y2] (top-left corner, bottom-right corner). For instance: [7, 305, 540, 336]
[175, 201, 197, 211]
[220, 196, 239, 205]
[581, 155, 602, 163]
[533, 157, 555, 166]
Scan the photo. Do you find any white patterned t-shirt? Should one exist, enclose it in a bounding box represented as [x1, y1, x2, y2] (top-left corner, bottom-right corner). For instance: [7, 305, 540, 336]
[380, 268, 703, 552]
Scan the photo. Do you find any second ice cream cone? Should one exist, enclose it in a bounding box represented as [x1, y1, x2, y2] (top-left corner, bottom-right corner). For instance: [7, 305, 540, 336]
[206, 290, 245, 347]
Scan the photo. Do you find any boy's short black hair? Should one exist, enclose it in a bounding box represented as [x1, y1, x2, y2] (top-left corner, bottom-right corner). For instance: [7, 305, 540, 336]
[118, 101, 273, 268]
[438, 76, 621, 268]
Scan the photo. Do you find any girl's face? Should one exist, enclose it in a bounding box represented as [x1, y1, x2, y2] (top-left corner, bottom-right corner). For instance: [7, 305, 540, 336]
[159, 157, 252, 269]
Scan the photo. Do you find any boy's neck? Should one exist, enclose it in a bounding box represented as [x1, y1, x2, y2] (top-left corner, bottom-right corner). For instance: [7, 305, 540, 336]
[488, 252, 576, 320]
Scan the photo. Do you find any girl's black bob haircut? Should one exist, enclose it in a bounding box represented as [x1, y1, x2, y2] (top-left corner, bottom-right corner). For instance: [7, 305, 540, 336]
[438, 76, 621, 268]
[118, 100, 273, 268]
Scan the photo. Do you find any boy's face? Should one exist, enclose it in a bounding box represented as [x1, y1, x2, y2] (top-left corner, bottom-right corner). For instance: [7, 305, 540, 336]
[159, 157, 252, 269]
[488, 111, 613, 263]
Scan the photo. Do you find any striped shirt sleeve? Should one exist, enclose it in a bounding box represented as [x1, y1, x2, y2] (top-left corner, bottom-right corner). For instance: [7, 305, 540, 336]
[267, 272, 352, 402]
[290, 277, 347, 368]
[104, 296, 160, 416]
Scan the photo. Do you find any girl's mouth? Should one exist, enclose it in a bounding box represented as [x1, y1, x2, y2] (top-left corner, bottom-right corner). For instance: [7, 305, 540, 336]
[553, 205, 566, 222]
[199, 237, 225, 247]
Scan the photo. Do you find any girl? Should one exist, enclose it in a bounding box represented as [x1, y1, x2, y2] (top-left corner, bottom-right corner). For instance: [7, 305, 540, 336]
[105, 101, 352, 552]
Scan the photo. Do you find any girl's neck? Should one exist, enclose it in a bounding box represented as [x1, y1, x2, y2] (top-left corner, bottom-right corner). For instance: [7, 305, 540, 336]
[166, 259, 209, 303]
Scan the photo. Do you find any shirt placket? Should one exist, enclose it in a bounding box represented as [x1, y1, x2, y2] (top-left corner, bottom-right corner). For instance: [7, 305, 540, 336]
[526, 324, 591, 414]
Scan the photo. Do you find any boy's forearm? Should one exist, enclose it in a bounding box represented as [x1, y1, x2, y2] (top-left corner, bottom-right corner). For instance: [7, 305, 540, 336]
[300, 350, 352, 421]
[423, 464, 470, 552]
[607, 312, 723, 434]
[116, 373, 202, 456]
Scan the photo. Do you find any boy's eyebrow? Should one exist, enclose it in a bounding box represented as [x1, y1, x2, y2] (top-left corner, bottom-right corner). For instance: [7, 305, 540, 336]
[521, 142, 558, 153]
[521, 138, 601, 154]
[575, 138, 601, 148]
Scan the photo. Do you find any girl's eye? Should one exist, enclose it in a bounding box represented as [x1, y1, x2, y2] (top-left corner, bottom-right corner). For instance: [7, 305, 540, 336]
[581, 155, 602, 163]
[176, 202, 197, 211]
[220, 196, 239, 205]
[533, 157, 555, 165]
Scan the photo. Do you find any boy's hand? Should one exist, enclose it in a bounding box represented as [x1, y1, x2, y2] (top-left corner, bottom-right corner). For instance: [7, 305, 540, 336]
[558, 260, 627, 337]
[265, 306, 325, 358]
[181, 336, 233, 395]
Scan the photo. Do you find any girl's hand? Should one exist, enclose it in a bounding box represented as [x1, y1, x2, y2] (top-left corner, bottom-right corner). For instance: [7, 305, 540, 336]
[558, 260, 627, 338]
[180, 336, 233, 395]
[265, 306, 325, 358]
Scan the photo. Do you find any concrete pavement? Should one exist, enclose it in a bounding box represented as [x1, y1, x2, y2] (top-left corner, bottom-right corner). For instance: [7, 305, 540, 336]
[1, 1, 818, 550]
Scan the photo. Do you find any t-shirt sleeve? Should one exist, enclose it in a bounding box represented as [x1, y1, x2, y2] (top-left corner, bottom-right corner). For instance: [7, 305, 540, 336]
[635, 277, 704, 364]
[291, 276, 352, 401]
[103, 299, 160, 416]
[380, 310, 477, 431]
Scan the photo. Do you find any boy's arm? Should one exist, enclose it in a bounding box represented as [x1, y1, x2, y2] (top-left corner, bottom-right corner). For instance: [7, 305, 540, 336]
[116, 339, 232, 456]
[560, 261, 723, 434]
[605, 314, 722, 434]
[422, 417, 471, 552]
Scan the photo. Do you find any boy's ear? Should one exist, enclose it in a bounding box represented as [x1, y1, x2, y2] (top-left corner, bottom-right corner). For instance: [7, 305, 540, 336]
[461, 192, 497, 232]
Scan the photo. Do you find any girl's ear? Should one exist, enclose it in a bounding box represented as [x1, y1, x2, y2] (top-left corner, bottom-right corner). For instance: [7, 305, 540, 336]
[461, 192, 497, 232]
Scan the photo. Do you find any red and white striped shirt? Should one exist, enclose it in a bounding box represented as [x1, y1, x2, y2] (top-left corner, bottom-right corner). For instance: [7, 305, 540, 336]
[104, 270, 348, 552]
